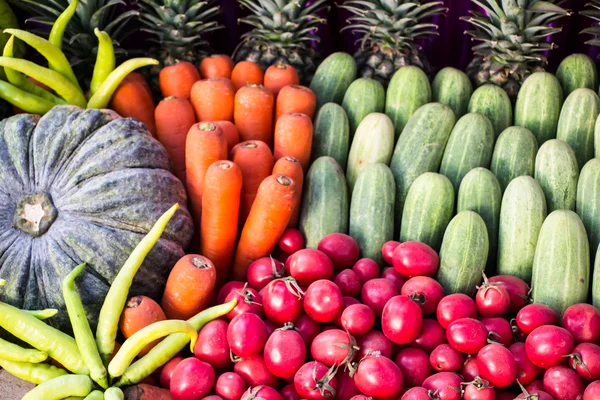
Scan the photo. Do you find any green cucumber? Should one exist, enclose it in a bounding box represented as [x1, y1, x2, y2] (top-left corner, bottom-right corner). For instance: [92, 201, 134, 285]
[349, 163, 395, 265]
[457, 167, 502, 271]
[346, 112, 395, 192]
[299, 156, 349, 248]
[556, 53, 599, 96]
[385, 66, 432, 139]
[576, 158, 600, 267]
[311, 103, 350, 169]
[342, 78, 385, 138]
[490, 126, 538, 191]
[497, 176, 547, 282]
[531, 210, 590, 316]
[515, 72, 564, 145]
[439, 113, 495, 192]
[400, 172, 454, 251]
[534, 139, 579, 212]
[468, 84, 513, 138]
[596, 114, 600, 159]
[557, 88, 600, 169]
[310, 52, 357, 110]
[389, 103, 456, 233]
[436, 211, 489, 297]
[594, 244, 600, 308]
[432, 67, 473, 119]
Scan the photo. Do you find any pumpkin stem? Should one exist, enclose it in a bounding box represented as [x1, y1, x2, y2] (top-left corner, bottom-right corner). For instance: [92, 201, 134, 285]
[13, 193, 58, 237]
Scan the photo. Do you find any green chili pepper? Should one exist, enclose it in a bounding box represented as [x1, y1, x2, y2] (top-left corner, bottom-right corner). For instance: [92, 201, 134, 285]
[22, 374, 93, 400]
[0, 338, 47, 363]
[48, 0, 79, 50]
[104, 387, 124, 400]
[0, 79, 57, 115]
[115, 299, 237, 387]
[89, 29, 115, 96]
[24, 308, 59, 320]
[0, 359, 67, 384]
[0, 278, 5, 286]
[63, 263, 109, 389]
[84, 391, 105, 400]
[0, 301, 89, 375]
[96, 203, 179, 365]
[87, 57, 159, 109]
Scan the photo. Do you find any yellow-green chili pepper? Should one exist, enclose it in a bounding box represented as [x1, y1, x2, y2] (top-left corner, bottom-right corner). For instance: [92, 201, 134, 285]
[0, 359, 67, 384]
[63, 263, 109, 389]
[115, 299, 237, 387]
[22, 374, 93, 400]
[24, 308, 59, 320]
[0, 301, 89, 375]
[87, 58, 159, 109]
[48, 0, 79, 50]
[0, 337, 47, 363]
[104, 387, 124, 400]
[84, 391, 105, 400]
[90, 28, 115, 96]
[0, 79, 56, 114]
[96, 204, 179, 365]
[0, 278, 5, 286]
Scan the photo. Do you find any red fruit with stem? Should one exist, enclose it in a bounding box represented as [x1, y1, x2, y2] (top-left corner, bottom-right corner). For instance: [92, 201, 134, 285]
[247, 257, 286, 291]
[195, 319, 231, 369]
[509, 342, 540, 385]
[225, 284, 264, 320]
[293, 361, 338, 400]
[353, 258, 380, 283]
[430, 344, 463, 372]
[401, 276, 444, 315]
[462, 377, 496, 400]
[241, 386, 283, 400]
[279, 228, 305, 254]
[262, 277, 304, 324]
[227, 313, 268, 358]
[461, 357, 480, 382]
[476, 273, 511, 317]
[288, 249, 334, 286]
[562, 303, 600, 344]
[411, 318, 447, 353]
[341, 304, 376, 336]
[476, 344, 518, 388]
[334, 269, 362, 297]
[543, 365, 585, 400]
[488, 275, 530, 313]
[264, 323, 306, 378]
[303, 279, 343, 323]
[446, 318, 488, 354]
[481, 317, 513, 347]
[381, 267, 407, 292]
[362, 278, 399, 316]
[233, 353, 279, 388]
[382, 240, 401, 265]
[382, 295, 423, 345]
[357, 330, 394, 359]
[353, 352, 404, 399]
[568, 342, 600, 381]
[525, 325, 574, 369]
[215, 372, 247, 400]
[516, 304, 559, 335]
[311, 329, 358, 368]
[422, 372, 462, 400]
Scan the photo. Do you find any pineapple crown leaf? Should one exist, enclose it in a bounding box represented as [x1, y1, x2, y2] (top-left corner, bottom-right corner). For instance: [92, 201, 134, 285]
[582, 0, 600, 46]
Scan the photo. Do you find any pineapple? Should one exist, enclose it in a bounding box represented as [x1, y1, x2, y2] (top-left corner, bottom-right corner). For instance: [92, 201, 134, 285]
[340, 0, 446, 86]
[582, 0, 600, 46]
[234, 0, 329, 84]
[463, 0, 570, 99]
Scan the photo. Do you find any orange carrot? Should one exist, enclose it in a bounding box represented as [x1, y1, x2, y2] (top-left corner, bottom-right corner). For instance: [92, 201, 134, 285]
[159, 61, 201, 98]
[212, 120, 240, 154]
[119, 296, 166, 356]
[201, 160, 243, 285]
[273, 112, 313, 172]
[231, 174, 297, 280]
[272, 156, 304, 229]
[155, 96, 197, 185]
[161, 254, 217, 320]
[264, 63, 299, 97]
[275, 84, 317, 121]
[200, 54, 234, 79]
[231, 140, 275, 227]
[234, 84, 274, 146]
[185, 122, 228, 227]
[126, 72, 153, 99]
[110, 73, 156, 135]
[190, 78, 235, 122]
[231, 61, 264, 91]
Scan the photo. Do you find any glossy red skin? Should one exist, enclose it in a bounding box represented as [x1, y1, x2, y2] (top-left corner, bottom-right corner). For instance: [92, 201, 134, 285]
[357, 330, 394, 359]
[201, 396, 223, 400]
[509, 342, 540, 385]
[218, 281, 246, 304]
[382, 295, 423, 345]
[318, 233, 360, 270]
[476, 283, 511, 317]
[294, 313, 321, 346]
[262, 279, 303, 324]
[279, 229, 305, 254]
[562, 303, 600, 343]
[170, 358, 215, 400]
[411, 319, 447, 353]
[584, 380, 600, 400]
[436, 294, 478, 329]
[247, 257, 285, 291]
[334, 269, 362, 297]
[294, 361, 338, 399]
[392, 241, 439, 278]
[569, 343, 600, 381]
[476, 344, 517, 388]
[525, 380, 544, 392]
[333, 296, 361, 328]
[311, 329, 354, 367]
[349, 396, 372, 400]
[401, 276, 444, 315]
[233, 353, 279, 388]
[353, 258, 380, 283]
[159, 356, 183, 389]
[382, 240, 401, 265]
[463, 381, 496, 400]
[381, 267, 407, 292]
[195, 320, 231, 369]
[543, 365, 585, 400]
[430, 344, 463, 372]
[446, 318, 488, 354]
[353, 354, 404, 399]
[264, 329, 306, 378]
[361, 278, 400, 317]
[461, 357, 479, 382]
[400, 387, 432, 400]
[280, 384, 301, 400]
[487, 275, 530, 313]
[225, 286, 264, 320]
[516, 304, 559, 335]
[525, 325, 574, 368]
[227, 313, 268, 358]
[288, 249, 335, 286]
[303, 280, 344, 323]
[241, 386, 283, 400]
[341, 304, 376, 336]
[395, 347, 433, 387]
[422, 372, 462, 400]
[480, 317, 513, 347]
[336, 370, 361, 399]
[215, 372, 247, 400]
[515, 390, 553, 400]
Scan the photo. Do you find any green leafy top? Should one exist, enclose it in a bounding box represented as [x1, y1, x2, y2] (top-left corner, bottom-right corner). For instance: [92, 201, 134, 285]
[582, 0, 600, 47]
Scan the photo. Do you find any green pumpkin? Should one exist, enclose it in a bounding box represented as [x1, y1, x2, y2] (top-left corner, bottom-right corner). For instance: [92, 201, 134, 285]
[0, 106, 194, 331]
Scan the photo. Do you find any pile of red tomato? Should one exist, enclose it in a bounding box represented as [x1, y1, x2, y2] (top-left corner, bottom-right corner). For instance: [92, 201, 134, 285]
[157, 230, 600, 400]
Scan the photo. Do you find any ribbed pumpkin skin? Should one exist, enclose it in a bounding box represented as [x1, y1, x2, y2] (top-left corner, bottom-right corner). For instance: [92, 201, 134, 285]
[0, 106, 194, 331]
[490, 126, 538, 192]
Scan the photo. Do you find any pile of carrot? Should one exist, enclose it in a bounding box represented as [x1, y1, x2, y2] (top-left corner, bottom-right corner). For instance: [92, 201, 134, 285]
[108, 55, 317, 286]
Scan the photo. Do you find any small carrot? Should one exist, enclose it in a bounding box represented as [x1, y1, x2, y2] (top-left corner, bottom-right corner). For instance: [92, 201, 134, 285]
[161, 254, 217, 320]
[200, 54, 234, 79]
[110, 73, 156, 135]
[231, 61, 264, 91]
[231, 174, 298, 280]
[231, 140, 275, 227]
[201, 161, 243, 285]
[119, 296, 166, 357]
[190, 78, 235, 122]
[264, 63, 299, 97]
[185, 122, 228, 227]
[154, 96, 196, 185]
[273, 156, 304, 229]
[273, 112, 314, 172]
[234, 84, 274, 146]
[126, 72, 153, 99]
[275, 84, 317, 121]
[159, 61, 200, 99]
[212, 120, 239, 154]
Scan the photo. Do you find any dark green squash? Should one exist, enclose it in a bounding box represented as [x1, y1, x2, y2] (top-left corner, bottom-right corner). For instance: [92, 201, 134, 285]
[0, 106, 194, 331]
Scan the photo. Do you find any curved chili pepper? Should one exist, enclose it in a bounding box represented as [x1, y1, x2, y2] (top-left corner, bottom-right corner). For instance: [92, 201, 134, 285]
[0, 337, 47, 363]
[24, 308, 59, 320]
[84, 391, 105, 400]
[0, 359, 67, 385]
[96, 204, 179, 365]
[90, 29, 115, 96]
[104, 387, 124, 400]
[0, 79, 57, 115]
[48, 0, 79, 50]
[22, 374, 93, 400]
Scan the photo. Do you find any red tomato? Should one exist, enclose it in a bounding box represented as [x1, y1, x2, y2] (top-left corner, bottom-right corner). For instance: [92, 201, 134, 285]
[525, 325, 574, 368]
[430, 344, 463, 372]
[422, 372, 462, 400]
[215, 372, 247, 400]
[381, 267, 407, 292]
[217, 281, 246, 304]
[170, 358, 215, 400]
[357, 330, 394, 359]
[159, 356, 183, 389]
[294, 313, 321, 346]
[264, 327, 306, 378]
[395, 347, 432, 387]
[280, 384, 300, 400]
[569, 342, 600, 381]
[584, 380, 600, 400]
[361, 278, 399, 316]
[401, 276, 444, 315]
[436, 294, 478, 329]
[411, 318, 447, 353]
[446, 318, 488, 354]
[233, 353, 279, 388]
[293, 361, 338, 399]
[476, 344, 517, 388]
[353, 353, 404, 399]
[352, 258, 380, 282]
[400, 387, 431, 400]
[481, 317, 513, 347]
[195, 320, 231, 369]
[382, 240, 401, 265]
[341, 303, 375, 336]
[463, 377, 496, 400]
[334, 269, 362, 297]
[241, 386, 283, 400]
[543, 365, 585, 400]
[392, 241, 439, 278]
[488, 275, 530, 312]
[475, 278, 511, 317]
[225, 285, 264, 320]
[382, 295, 423, 345]
[336, 369, 360, 399]
[227, 313, 268, 358]
[246, 257, 285, 291]
[318, 233, 360, 270]
[288, 249, 334, 285]
[516, 304, 559, 335]
[278, 228, 305, 254]
[509, 342, 540, 385]
[461, 356, 479, 382]
[303, 279, 343, 323]
[562, 303, 600, 344]
[262, 277, 304, 324]
[311, 329, 356, 367]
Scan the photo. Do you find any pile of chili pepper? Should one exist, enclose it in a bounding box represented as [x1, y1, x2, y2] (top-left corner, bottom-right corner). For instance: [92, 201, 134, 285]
[0, 0, 158, 115]
[0, 203, 237, 399]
